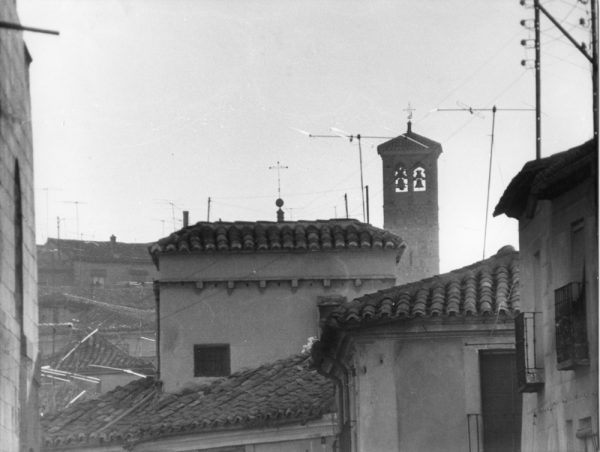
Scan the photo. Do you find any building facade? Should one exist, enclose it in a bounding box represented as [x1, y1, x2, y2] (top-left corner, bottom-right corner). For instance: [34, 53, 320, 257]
[38, 236, 156, 287]
[494, 140, 598, 452]
[378, 122, 442, 283]
[149, 219, 404, 393]
[0, 4, 39, 451]
[313, 247, 522, 452]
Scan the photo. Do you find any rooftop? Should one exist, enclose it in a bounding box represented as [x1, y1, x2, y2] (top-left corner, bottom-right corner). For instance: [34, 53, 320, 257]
[39, 287, 155, 332]
[494, 139, 596, 219]
[42, 353, 335, 449]
[43, 331, 155, 376]
[149, 218, 405, 266]
[38, 237, 153, 264]
[322, 245, 520, 330]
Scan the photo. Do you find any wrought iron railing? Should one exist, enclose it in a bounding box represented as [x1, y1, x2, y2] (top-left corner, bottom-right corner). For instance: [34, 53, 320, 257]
[555, 282, 589, 370]
[515, 312, 544, 392]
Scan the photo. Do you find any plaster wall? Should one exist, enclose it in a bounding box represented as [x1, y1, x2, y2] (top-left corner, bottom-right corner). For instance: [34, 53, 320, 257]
[0, 4, 39, 451]
[158, 249, 398, 392]
[160, 277, 391, 392]
[352, 329, 515, 452]
[518, 181, 598, 452]
[72, 261, 156, 286]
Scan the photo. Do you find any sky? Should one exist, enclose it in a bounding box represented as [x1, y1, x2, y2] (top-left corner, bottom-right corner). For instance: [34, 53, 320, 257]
[18, 0, 594, 273]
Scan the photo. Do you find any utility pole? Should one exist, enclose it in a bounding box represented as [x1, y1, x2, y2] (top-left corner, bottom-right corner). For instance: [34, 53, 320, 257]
[344, 193, 349, 219]
[207, 197, 211, 222]
[521, 0, 598, 156]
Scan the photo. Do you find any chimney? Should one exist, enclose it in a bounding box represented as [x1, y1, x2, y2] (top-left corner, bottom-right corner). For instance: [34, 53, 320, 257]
[183, 211, 189, 228]
[110, 234, 116, 253]
[276, 198, 284, 222]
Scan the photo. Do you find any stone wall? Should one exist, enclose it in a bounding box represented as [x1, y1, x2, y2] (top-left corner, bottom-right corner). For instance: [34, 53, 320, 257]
[0, 3, 39, 451]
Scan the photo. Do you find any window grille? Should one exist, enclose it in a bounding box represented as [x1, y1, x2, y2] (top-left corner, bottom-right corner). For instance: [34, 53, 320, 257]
[515, 312, 544, 392]
[555, 282, 589, 370]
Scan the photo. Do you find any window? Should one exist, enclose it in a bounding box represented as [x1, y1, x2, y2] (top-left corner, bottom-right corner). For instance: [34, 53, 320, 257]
[14, 160, 25, 354]
[194, 344, 230, 377]
[555, 281, 588, 370]
[412, 166, 426, 191]
[394, 166, 408, 192]
[515, 312, 544, 392]
[129, 268, 149, 282]
[90, 269, 107, 287]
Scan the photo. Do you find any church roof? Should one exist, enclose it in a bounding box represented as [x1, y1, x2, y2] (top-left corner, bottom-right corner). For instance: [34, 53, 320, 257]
[494, 139, 596, 219]
[149, 219, 404, 266]
[42, 353, 335, 449]
[321, 245, 520, 329]
[377, 126, 443, 156]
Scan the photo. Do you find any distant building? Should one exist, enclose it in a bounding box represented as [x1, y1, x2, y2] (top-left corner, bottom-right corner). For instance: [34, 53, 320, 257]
[378, 122, 442, 283]
[41, 331, 155, 414]
[0, 4, 39, 451]
[41, 353, 336, 452]
[494, 139, 598, 452]
[38, 285, 156, 361]
[313, 246, 521, 452]
[38, 236, 156, 287]
[148, 219, 404, 392]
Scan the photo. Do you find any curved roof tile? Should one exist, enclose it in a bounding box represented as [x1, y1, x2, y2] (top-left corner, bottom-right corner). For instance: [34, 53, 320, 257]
[325, 246, 520, 328]
[42, 354, 334, 449]
[148, 219, 404, 265]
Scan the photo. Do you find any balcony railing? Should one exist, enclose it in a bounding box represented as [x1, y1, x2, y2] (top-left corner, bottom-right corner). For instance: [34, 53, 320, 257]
[555, 282, 589, 370]
[515, 312, 544, 392]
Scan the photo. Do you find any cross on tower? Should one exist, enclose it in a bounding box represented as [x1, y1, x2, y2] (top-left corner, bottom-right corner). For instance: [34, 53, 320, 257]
[403, 102, 415, 122]
[268, 161, 288, 199]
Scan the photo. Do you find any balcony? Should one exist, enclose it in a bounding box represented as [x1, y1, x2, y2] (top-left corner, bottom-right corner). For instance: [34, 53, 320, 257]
[555, 282, 589, 370]
[515, 312, 544, 392]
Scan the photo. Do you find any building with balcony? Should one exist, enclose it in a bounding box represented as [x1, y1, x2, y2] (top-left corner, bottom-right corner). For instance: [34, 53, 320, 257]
[494, 139, 598, 452]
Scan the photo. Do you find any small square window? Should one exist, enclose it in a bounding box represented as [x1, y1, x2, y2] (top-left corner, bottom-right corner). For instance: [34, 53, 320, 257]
[194, 344, 230, 377]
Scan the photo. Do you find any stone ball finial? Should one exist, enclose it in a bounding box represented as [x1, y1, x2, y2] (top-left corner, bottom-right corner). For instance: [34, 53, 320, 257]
[276, 198, 284, 208]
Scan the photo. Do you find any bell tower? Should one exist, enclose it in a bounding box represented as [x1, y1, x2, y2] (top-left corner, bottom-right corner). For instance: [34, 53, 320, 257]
[378, 121, 442, 283]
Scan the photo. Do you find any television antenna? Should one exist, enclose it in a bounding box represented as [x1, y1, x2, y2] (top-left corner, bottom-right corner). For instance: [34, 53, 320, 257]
[62, 200, 86, 239]
[436, 104, 534, 259]
[295, 127, 394, 222]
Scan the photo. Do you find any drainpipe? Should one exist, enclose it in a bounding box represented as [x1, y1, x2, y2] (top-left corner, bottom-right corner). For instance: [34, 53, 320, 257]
[153, 280, 160, 382]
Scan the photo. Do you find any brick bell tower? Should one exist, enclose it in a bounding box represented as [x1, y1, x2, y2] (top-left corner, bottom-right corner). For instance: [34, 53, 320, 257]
[378, 120, 442, 283]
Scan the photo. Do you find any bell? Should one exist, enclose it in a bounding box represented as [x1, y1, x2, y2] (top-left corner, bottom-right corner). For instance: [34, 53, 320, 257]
[415, 178, 424, 189]
[397, 179, 406, 190]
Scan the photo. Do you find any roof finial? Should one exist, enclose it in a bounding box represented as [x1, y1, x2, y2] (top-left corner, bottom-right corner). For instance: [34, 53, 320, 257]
[403, 102, 415, 133]
[276, 198, 284, 222]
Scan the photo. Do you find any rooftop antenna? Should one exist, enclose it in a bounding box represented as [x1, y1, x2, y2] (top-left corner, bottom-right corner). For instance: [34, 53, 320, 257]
[154, 199, 180, 231]
[268, 161, 288, 199]
[436, 104, 533, 259]
[62, 200, 86, 240]
[296, 128, 393, 222]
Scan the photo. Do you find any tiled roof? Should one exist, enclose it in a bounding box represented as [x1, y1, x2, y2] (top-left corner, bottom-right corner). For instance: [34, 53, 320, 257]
[494, 139, 596, 219]
[323, 246, 520, 329]
[149, 219, 404, 265]
[43, 331, 155, 376]
[42, 353, 335, 449]
[39, 237, 153, 264]
[39, 288, 155, 332]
